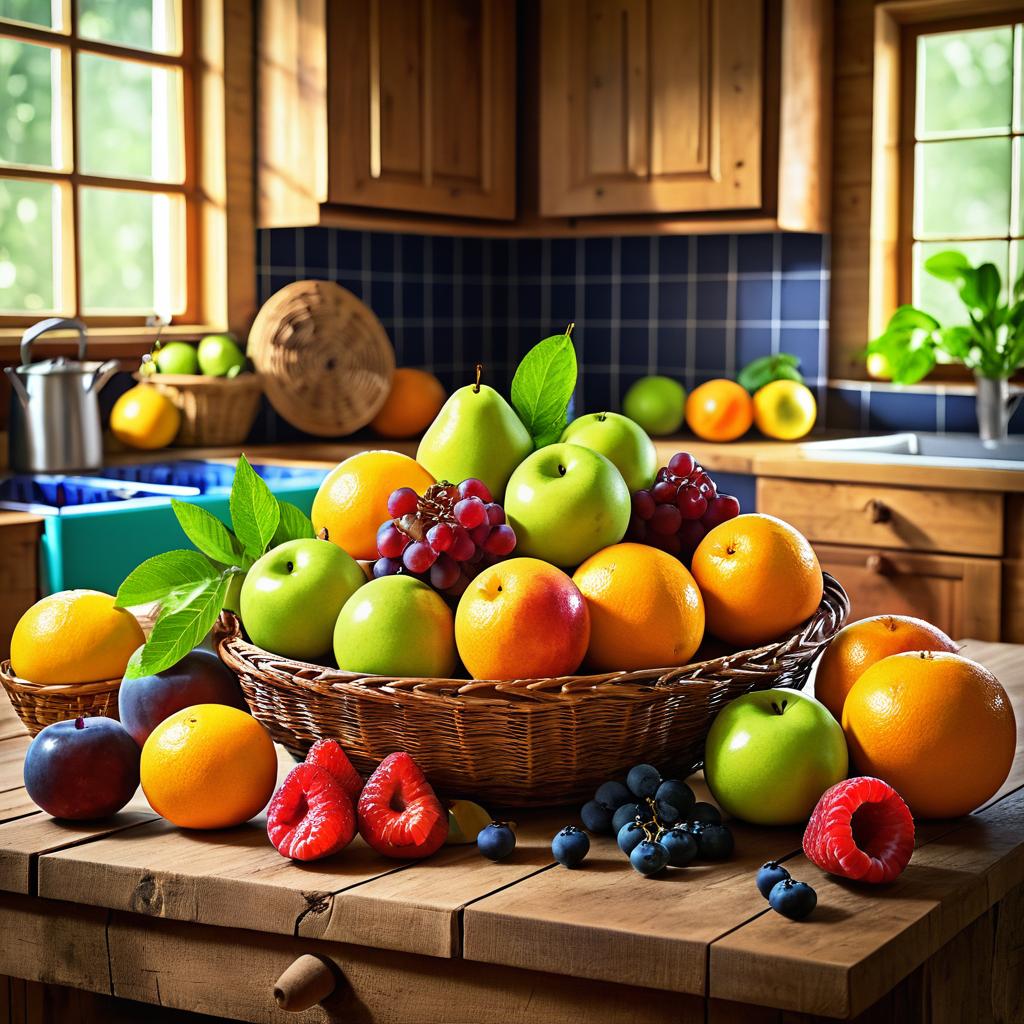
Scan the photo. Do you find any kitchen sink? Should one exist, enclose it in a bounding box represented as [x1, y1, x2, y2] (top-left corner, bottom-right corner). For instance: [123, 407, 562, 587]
[801, 433, 1024, 471]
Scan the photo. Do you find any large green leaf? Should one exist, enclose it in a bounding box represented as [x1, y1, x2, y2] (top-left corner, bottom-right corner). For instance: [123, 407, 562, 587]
[271, 499, 315, 547]
[959, 263, 1000, 316]
[737, 353, 803, 394]
[511, 332, 578, 448]
[114, 549, 219, 609]
[924, 250, 971, 282]
[229, 454, 280, 561]
[171, 499, 246, 568]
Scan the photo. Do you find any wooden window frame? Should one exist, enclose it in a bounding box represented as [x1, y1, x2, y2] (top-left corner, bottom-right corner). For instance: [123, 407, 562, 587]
[0, 0, 255, 358]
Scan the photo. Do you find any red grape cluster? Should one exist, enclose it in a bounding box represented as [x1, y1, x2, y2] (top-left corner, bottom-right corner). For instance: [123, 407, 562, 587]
[374, 479, 517, 596]
[628, 452, 740, 562]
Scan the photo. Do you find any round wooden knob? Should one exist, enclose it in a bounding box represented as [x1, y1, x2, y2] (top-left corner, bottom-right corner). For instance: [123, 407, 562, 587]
[273, 955, 335, 1012]
[866, 554, 887, 575]
[867, 499, 891, 524]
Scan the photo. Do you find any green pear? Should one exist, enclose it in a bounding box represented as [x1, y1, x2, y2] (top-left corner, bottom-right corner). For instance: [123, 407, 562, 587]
[416, 383, 532, 499]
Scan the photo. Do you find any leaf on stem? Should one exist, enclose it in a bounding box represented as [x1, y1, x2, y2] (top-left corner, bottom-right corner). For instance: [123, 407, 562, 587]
[229, 455, 281, 561]
[171, 499, 246, 568]
[511, 332, 578, 447]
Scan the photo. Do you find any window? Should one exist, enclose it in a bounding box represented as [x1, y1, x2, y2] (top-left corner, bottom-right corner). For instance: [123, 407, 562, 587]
[0, 0, 198, 325]
[901, 17, 1023, 328]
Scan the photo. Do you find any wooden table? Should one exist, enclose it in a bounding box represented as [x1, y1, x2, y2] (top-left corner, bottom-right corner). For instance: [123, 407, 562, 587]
[0, 641, 1021, 1024]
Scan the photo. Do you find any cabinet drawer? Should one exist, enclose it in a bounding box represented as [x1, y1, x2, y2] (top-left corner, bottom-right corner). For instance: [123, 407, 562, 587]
[816, 545, 1002, 641]
[757, 479, 1003, 557]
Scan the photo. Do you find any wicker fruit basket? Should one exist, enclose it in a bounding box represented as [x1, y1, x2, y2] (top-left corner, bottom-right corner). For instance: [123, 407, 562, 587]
[0, 662, 121, 736]
[216, 574, 849, 806]
[137, 372, 264, 447]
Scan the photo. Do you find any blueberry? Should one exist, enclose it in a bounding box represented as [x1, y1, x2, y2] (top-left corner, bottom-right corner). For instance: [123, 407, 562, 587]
[629, 839, 669, 876]
[594, 780, 632, 811]
[581, 799, 614, 835]
[477, 822, 516, 860]
[617, 820, 647, 856]
[655, 779, 695, 819]
[680, 820, 705, 836]
[611, 802, 643, 834]
[696, 823, 734, 861]
[690, 801, 722, 825]
[756, 861, 791, 899]
[654, 798, 682, 826]
[660, 828, 698, 867]
[626, 763, 662, 800]
[769, 878, 817, 920]
[552, 825, 590, 868]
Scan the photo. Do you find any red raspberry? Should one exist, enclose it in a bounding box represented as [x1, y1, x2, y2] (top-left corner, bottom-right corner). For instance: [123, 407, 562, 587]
[305, 738, 364, 800]
[267, 763, 356, 861]
[803, 777, 915, 884]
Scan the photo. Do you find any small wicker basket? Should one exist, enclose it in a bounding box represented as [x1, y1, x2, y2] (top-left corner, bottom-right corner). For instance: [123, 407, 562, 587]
[137, 372, 264, 447]
[0, 662, 121, 736]
[217, 574, 849, 806]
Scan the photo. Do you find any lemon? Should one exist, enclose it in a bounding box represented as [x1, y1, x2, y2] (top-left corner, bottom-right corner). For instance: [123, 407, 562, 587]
[10, 590, 145, 684]
[110, 384, 181, 450]
[752, 380, 817, 440]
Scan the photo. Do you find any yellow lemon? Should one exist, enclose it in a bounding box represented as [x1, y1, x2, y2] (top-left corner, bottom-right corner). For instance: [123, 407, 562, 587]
[110, 384, 181, 450]
[752, 380, 817, 441]
[10, 590, 144, 684]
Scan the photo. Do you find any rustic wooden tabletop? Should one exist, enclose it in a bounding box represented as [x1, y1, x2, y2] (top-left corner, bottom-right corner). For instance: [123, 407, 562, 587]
[0, 640, 1021, 1023]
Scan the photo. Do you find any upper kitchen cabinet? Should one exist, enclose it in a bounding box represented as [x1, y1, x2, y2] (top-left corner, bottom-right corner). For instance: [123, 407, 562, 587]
[258, 0, 516, 227]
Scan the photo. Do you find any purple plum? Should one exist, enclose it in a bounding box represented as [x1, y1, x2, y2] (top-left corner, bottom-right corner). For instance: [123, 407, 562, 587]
[24, 717, 140, 820]
[118, 648, 247, 746]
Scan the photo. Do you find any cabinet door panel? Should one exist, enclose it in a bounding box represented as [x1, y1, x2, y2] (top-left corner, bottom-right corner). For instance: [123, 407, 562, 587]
[540, 0, 763, 216]
[330, 0, 515, 219]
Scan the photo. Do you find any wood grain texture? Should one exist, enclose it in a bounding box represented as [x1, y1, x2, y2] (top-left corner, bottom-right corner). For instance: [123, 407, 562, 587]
[0, 519, 41, 666]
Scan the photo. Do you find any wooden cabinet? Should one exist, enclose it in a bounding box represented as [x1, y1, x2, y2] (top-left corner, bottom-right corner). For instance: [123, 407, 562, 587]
[257, 0, 831, 233]
[0, 514, 41, 662]
[538, 0, 763, 217]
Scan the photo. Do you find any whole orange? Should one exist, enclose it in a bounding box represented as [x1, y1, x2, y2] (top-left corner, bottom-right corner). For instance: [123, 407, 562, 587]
[572, 543, 704, 672]
[311, 450, 434, 560]
[11, 590, 144, 685]
[691, 513, 822, 648]
[843, 652, 1017, 819]
[455, 558, 590, 679]
[141, 704, 277, 829]
[685, 379, 754, 442]
[370, 368, 446, 438]
[815, 615, 958, 720]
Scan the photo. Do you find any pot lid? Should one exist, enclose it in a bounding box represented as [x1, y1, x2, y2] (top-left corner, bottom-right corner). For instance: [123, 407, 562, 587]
[12, 357, 107, 375]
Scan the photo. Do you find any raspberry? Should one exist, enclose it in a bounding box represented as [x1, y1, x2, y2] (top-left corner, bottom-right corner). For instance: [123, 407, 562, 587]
[267, 763, 356, 861]
[305, 738, 364, 801]
[803, 777, 915, 884]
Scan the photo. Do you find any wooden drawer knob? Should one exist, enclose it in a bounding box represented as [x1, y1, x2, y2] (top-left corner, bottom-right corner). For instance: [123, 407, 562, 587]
[274, 954, 336, 1012]
[866, 499, 891, 524]
[866, 554, 888, 574]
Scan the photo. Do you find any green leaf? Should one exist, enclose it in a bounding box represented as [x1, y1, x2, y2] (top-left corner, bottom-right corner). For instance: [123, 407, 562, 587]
[229, 454, 280, 561]
[124, 571, 232, 679]
[171, 499, 246, 567]
[511, 332, 578, 447]
[737, 354, 803, 394]
[115, 549, 220, 609]
[924, 250, 971, 282]
[887, 344, 937, 385]
[886, 305, 940, 333]
[935, 326, 973, 361]
[959, 262, 1001, 315]
[272, 500, 315, 547]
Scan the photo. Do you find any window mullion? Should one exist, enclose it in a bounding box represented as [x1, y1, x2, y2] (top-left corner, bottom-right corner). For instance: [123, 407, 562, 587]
[67, 0, 80, 319]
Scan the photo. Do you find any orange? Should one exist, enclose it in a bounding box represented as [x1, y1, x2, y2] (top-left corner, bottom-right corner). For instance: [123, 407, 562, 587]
[815, 615, 958, 720]
[140, 704, 277, 829]
[10, 590, 144, 685]
[455, 558, 590, 680]
[752, 380, 817, 440]
[311, 450, 434, 560]
[691, 513, 822, 648]
[685, 379, 754, 442]
[572, 543, 704, 672]
[110, 384, 181, 450]
[843, 652, 1017, 819]
[370, 368, 446, 439]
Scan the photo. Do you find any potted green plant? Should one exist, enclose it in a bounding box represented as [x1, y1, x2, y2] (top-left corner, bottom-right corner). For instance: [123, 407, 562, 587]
[867, 252, 1024, 442]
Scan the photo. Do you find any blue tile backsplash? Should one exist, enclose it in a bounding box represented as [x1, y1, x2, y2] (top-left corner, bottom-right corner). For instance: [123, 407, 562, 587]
[254, 226, 1021, 441]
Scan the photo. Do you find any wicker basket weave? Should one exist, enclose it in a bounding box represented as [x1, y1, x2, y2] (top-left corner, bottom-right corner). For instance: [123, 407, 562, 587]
[137, 372, 264, 447]
[0, 662, 121, 736]
[216, 574, 849, 806]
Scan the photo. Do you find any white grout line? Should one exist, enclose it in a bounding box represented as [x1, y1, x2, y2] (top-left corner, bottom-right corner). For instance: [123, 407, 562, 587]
[770, 234, 781, 357]
[817, 235, 831, 427]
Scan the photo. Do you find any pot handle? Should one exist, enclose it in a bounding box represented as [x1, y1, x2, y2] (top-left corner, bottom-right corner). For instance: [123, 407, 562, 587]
[3, 365, 30, 409]
[21, 317, 88, 366]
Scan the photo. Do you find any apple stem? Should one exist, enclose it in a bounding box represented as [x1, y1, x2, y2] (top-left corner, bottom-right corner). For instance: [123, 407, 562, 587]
[473, 364, 482, 394]
[770, 699, 789, 716]
[565, 322, 575, 339]
[318, 526, 330, 542]
[74, 717, 85, 730]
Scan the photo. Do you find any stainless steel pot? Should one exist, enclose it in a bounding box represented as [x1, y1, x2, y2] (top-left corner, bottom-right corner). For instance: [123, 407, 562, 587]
[5, 318, 119, 473]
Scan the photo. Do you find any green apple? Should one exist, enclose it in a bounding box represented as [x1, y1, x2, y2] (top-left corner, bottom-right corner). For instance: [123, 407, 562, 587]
[504, 443, 630, 568]
[560, 411, 657, 491]
[198, 334, 247, 377]
[155, 342, 199, 375]
[704, 689, 848, 826]
[240, 538, 365, 660]
[622, 376, 686, 436]
[333, 575, 456, 677]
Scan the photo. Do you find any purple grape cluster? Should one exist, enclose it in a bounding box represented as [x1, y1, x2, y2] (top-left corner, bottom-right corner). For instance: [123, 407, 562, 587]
[628, 452, 740, 562]
[373, 479, 517, 596]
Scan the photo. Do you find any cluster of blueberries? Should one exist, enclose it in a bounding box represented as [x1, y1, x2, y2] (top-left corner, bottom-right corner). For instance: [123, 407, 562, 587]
[476, 819, 592, 867]
[756, 861, 817, 920]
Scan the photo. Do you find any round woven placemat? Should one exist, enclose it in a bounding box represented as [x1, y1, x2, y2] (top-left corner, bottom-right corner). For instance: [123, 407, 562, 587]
[247, 280, 395, 436]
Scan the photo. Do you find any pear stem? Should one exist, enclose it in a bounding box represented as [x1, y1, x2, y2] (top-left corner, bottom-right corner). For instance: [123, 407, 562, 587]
[565, 322, 575, 339]
[473, 364, 482, 393]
